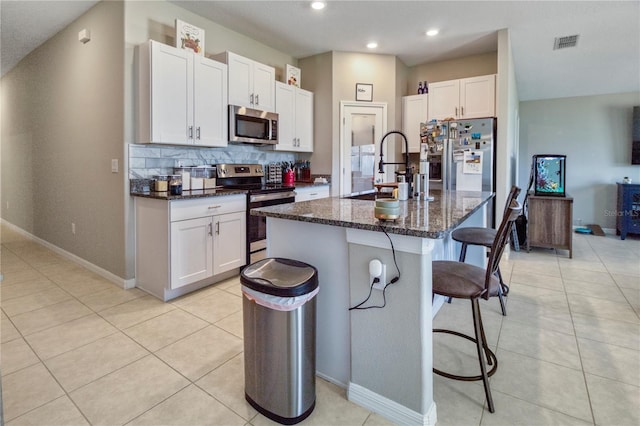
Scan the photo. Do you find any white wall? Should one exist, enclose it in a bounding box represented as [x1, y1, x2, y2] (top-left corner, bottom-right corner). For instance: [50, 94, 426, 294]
[1, 1, 126, 277]
[518, 92, 640, 229]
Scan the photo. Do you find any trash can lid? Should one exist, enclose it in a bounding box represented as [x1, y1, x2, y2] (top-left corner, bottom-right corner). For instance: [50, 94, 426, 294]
[241, 258, 318, 297]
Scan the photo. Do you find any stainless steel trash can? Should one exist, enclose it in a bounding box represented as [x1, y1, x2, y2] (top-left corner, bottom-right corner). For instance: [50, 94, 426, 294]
[241, 258, 318, 425]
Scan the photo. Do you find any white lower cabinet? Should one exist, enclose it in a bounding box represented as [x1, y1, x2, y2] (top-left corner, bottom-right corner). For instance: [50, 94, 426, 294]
[295, 185, 330, 202]
[135, 194, 246, 301]
[170, 216, 214, 289]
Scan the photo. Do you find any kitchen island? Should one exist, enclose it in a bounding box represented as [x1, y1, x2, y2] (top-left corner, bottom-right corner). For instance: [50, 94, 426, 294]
[252, 190, 493, 426]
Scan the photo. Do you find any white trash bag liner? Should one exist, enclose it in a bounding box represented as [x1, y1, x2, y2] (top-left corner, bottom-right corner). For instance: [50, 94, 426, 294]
[242, 285, 319, 312]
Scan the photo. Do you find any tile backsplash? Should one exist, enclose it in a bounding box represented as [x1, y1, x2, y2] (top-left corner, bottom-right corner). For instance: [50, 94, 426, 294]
[128, 143, 297, 179]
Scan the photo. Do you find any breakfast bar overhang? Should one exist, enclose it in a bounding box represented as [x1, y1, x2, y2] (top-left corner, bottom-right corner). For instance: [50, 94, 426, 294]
[252, 190, 494, 426]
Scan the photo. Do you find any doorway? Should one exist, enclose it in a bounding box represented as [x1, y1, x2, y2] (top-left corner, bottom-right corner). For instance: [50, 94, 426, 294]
[339, 102, 387, 196]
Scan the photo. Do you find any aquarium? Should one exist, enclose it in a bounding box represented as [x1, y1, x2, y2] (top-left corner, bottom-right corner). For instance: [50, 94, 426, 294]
[534, 155, 566, 197]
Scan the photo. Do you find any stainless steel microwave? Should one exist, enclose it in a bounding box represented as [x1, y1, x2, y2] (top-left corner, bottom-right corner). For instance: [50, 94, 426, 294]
[229, 105, 278, 144]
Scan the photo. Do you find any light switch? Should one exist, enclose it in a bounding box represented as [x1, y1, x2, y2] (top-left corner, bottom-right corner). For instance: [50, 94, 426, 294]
[111, 159, 118, 173]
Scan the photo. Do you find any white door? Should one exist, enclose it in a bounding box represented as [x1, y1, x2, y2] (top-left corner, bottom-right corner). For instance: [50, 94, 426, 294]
[170, 217, 213, 288]
[460, 75, 496, 119]
[428, 80, 459, 120]
[295, 88, 314, 152]
[340, 102, 387, 196]
[213, 211, 246, 274]
[150, 41, 192, 144]
[252, 62, 276, 111]
[194, 56, 228, 147]
[274, 82, 296, 151]
[227, 52, 253, 108]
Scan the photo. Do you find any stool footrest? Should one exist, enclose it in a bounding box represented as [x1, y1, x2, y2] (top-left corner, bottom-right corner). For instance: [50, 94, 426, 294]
[433, 328, 498, 381]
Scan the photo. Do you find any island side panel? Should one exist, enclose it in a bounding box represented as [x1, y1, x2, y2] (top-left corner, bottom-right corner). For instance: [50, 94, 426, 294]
[346, 229, 437, 423]
[266, 217, 351, 387]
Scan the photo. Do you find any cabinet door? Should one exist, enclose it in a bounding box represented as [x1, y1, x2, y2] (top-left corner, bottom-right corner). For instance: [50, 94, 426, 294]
[194, 56, 228, 147]
[227, 53, 253, 108]
[460, 75, 495, 119]
[428, 80, 459, 120]
[213, 211, 246, 274]
[402, 94, 428, 153]
[150, 42, 192, 144]
[252, 62, 276, 111]
[274, 82, 296, 151]
[170, 217, 213, 288]
[295, 88, 314, 152]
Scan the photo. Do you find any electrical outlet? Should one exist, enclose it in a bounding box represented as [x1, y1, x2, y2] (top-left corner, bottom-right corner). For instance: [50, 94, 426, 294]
[111, 159, 119, 173]
[71, 223, 76, 234]
[372, 264, 387, 291]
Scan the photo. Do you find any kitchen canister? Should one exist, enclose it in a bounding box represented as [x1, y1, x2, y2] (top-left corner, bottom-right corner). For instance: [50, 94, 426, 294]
[169, 175, 183, 195]
[153, 175, 169, 192]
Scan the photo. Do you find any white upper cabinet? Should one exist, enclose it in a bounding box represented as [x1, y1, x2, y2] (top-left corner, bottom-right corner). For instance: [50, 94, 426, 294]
[428, 74, 495, 121]
[193, 55, 228, 147]
[274, 82, 314, 152]
[402, 94, 429, 153]
[138, 40, 227, 147]
[214, 51, 276, 112]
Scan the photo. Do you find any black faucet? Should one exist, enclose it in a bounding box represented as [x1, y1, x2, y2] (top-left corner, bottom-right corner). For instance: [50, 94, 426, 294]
[378, 131, 413, 192]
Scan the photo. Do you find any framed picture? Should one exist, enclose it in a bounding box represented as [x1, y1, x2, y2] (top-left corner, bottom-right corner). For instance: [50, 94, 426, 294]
[286, 64, 301, 87]
[175, 19, 205, 56]
[356, 83, 373, 102]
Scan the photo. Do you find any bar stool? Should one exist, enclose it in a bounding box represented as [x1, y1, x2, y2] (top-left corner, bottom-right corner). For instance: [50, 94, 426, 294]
[433, 201, 522, 413]
[450, 186, 521, 315]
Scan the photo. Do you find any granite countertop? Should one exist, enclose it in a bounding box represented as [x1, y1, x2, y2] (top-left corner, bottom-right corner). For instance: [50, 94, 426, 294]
[251, 190, 494, 239]
[130, 187, 247, 200]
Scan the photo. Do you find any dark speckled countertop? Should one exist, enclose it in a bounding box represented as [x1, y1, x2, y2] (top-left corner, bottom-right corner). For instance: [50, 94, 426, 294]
[251, 190, 494, 239]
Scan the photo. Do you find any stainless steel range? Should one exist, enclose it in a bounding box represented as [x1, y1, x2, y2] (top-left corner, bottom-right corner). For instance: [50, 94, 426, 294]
[216, 164, 296, 264]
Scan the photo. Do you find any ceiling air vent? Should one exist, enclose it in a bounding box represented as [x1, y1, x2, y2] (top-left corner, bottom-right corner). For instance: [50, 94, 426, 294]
[553, 35, 579, 50]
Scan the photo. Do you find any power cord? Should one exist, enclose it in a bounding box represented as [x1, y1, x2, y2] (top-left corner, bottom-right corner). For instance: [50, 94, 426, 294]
[349, 225, 402, 311]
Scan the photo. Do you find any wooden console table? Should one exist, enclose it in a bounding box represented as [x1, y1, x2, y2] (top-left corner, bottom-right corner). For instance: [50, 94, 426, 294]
[527, 193, 573, 258]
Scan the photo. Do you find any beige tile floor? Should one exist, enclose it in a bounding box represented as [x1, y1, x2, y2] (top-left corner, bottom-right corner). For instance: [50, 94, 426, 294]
[1, 223, 639, 425]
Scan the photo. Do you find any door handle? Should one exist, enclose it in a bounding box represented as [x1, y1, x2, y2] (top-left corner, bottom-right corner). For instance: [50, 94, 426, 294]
[250, 93, 254, 105]
[208, 223, 213, 236]
[255, 94, 259, 105]
[189, 126, 193, 139]
[455, 107, 458, 117]
[196, 126, 201, 140]
[461, 106, 464, 116]
[215, 221, 220, 235]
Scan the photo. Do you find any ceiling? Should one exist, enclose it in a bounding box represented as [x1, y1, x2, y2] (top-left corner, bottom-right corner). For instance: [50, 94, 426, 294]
[1, 1, 639, 101]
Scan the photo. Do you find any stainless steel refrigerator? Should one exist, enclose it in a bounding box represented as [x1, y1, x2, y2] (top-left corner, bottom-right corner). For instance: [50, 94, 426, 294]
[421, 117, 496, 224]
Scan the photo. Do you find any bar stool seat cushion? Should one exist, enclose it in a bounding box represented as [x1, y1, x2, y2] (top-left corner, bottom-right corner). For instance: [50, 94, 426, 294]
[433, 260, 501, 299]
[451, 227, 497, 248]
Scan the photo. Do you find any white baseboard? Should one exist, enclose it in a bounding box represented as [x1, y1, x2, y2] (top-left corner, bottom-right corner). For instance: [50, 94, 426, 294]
[347, 382, 437, 426]
[1, 219, 131, 289]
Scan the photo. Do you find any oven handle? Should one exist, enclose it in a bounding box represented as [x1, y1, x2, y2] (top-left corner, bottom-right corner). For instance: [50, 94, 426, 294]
[249, 191, 296, 203]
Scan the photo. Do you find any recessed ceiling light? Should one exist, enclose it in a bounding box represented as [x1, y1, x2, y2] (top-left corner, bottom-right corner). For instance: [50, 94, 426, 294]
[426, 29, 439, 37]
[311, 1, 326, 10]
[367, 42, 378, 49]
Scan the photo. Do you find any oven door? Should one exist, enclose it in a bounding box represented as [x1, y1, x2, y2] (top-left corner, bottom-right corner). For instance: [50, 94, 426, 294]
[248, 191, 296, 263]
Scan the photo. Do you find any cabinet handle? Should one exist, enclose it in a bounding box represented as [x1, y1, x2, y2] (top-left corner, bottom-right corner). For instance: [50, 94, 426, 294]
[297, 138, 300, 147]
[208, 223, 213, 236]
[215, 221, 220, 235]
[189, 126, 193, 139]
[208, 205, 222, 209]
[196, 126, 201, 140]
[461, 106, 464, 116]
[455, 107, 458, 117]
[250, 93, 254, 105]
[255, 94, 259, 105]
